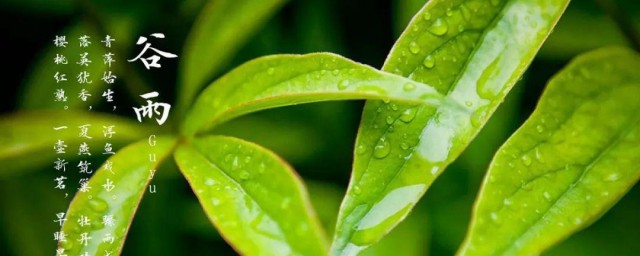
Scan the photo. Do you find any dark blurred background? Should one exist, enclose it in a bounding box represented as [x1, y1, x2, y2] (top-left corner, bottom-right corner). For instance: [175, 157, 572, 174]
[1, 0, 639, 255]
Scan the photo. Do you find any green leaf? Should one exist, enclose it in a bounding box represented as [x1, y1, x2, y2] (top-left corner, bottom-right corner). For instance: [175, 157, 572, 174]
[177, 0, 287, 115]
[0, 111, 148, 177]
[332, 0, 570, 253]
[173, 135, 327, 255]
[182, 53, 444, 135]
[458, 47, 640, 255]
[20, 23, 113, 110]
[57, 136, 176, 254]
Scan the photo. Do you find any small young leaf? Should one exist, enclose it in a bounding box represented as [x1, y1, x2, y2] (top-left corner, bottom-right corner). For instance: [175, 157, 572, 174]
[182, 53, 444, 135]
[57, 136, 176, 254]
[177, 0, 287, 115]
[20, 23, 112, 110]
[333, 0, 570, 253]
[0, 111, 147, 177]
[173, 135, 328, 256]
[459, 47, 640, 255]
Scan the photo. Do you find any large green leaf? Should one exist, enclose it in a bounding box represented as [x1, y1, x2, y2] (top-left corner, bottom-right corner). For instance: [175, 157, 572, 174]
[458, 47, 640, 255]
[177, 0, 287, 115]
[181, 53, 444, 135]
[57, 136, 176, 255]
[332, 0, 570, 254]
[20, 23, 113, 110]
[0, 111, 148, 177]
[173, 135, 327, 255]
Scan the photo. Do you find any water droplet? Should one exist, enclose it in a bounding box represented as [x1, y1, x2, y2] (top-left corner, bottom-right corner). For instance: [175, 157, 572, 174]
[446, 8, 453, 16]
[428, 18, 448, 36]
[403, 83, 416, 92]
[238, 170, 250, 180]
[423, 12, 432, 21]
[332, 69, 340, 75]
[460, 4, 472, 20]
[385, 116, 394, 125]
[458, 24, 465, 32]
[267, 67, 275, 75]
[231, 156, 240, 170]
[503, 198, 512, 206]
[89, 198, 108, 213]
[423, 55, 435, 69]
[536, 125, 544, 133]
[470, 106, 489, 127]
[356, 145, 367, 155]
[521, 155, 532, 166]
[400, 142, 410, 150]
[400, 108, 416, 123]
[465, 101, 473, 107]
[534, 148, 544, 163]
[490, 212, 499, 221]
[353, 186, 362, 195]
[391, 104, 398, 111]
[543, 191, 552, 201]
[338, 80, 350, 90]
[205, 179, 215, 186]
[280, 197, 291, 209]
[373, 137, 391, 158]
[606, 173, 620, 182]
[409, 41, 420, 54]
[212, 198, 221, 206]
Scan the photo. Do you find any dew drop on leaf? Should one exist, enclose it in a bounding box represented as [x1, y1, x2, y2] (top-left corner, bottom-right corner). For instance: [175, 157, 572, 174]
[353, 186, 362, 195]
[423, 12, 432, 21]
[423, 55, 435, 68]
[409, 41, 421, 54]
[239, 170, 250, 180]
[470, 106, 489, 127]
[385, 116, 394, 125]
[403, 82, 416, 92]
[356, 145, 367, 155]
[458, 24, 465, 33]
[400, 108, 417, 123]
[428, 18, 448, 36]
[338, 80, 350, 90]
[460, 4, 472, 20]
[373, 137, 391, 159]
[521, 154, 532, 166]
[89, 198, 108, 213]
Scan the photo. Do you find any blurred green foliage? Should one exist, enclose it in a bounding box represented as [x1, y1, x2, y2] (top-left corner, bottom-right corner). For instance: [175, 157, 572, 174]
[1, 0, 639, 255]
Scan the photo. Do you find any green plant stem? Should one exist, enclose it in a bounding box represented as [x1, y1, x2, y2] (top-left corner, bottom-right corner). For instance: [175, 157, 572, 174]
[595, 0, 640, 52]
